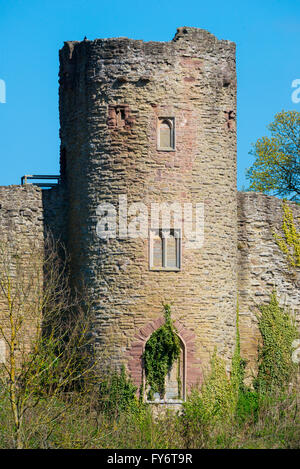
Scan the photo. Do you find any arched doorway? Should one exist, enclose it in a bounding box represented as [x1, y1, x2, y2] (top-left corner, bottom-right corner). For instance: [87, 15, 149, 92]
[143, 333, 185, 402]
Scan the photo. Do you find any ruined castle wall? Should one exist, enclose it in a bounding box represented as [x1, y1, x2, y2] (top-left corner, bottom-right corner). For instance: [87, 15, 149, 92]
[59, 27, 237, 391]
[0, 185, 44, 242]
[42, 185, 67, 244]
[0, 185, 44, 363]
[237, 192, 300, 375]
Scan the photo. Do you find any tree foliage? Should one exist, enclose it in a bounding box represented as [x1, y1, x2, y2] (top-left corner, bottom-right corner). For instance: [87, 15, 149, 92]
[0, 237, 95, 448]
[246, 110, 300, 201]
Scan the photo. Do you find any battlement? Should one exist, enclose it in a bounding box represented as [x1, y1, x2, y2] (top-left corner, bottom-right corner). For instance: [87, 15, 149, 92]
[61, 26, 235, 51]
[59, 27, 236, 95]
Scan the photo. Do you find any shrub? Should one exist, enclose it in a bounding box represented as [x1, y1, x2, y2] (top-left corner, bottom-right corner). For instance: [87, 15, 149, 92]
[182, 349, 236, 435]
[231, 297, 247, 395]
[97, 366, 140, 417]
[235, 390, 259, 423]
[201, 350, 237, 423]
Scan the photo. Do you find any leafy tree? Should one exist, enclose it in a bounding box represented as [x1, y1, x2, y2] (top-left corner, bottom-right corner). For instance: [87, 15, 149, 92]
[0, 237, 95, 448]
[246, 110, 300, 201]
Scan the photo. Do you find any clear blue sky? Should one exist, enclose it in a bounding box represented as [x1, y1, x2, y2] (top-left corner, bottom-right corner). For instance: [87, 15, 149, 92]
[0, 0, 300, 188]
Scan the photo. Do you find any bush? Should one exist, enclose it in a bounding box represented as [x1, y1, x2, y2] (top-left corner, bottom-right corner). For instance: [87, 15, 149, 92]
[201, 350, 237, 423]
[235, 390, 259, 423]
[181, 349, 237, 448]
[97, 366, 140, 417]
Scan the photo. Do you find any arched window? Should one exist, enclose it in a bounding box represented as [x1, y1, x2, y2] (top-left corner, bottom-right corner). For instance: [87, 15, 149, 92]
[158, 117, 175, 150]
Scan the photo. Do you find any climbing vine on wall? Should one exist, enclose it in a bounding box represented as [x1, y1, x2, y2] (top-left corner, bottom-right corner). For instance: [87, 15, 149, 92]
[273, 200, 300, 270]
[143, 304, 181, 400]
[253, 291, 298, 394]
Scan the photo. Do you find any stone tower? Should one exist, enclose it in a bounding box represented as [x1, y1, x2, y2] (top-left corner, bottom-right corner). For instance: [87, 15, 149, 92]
[59, 27, 237, 399]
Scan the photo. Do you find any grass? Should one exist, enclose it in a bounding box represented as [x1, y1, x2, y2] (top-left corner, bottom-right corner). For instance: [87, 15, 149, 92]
[0, 386, 298, 449]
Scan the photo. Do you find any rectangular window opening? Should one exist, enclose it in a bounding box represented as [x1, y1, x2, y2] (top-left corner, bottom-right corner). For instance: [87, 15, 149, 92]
[149, 228, 181, 271]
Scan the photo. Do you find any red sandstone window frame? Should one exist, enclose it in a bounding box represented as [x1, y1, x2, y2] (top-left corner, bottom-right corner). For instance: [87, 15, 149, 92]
[149, 228, 181, 271]
[143, 333, 186, 404]
[157, 117, 176, 151]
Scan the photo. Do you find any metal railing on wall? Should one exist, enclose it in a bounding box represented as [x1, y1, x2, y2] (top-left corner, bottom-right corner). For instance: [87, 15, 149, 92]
[21, 175, 60, 188]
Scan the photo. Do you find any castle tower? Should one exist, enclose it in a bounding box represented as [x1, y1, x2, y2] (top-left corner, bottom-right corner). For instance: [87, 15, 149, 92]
[59, 27, 237, 399]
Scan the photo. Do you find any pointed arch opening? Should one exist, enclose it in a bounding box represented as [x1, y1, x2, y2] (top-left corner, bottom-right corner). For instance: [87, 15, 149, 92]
[157, 117, 175, 151]
[143, 331, 185, 403]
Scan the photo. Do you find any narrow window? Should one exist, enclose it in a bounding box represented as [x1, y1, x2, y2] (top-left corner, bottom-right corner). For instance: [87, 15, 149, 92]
[152, 232, 163, 268]
[149, 229, 181, 270]
[166, 232, 177, 268]
[116, 107, 126, 127]
[158, 118, 175, 150]
[160, 120, 171, 147]
[107, 105, 134, 129]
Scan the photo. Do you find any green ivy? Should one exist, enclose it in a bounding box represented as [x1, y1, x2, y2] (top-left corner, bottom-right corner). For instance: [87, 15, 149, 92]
[143, 304, 181, 400]
[253, 291, 299, 394]
[273, 200, 300, 270]
[98, 365, 139, 417]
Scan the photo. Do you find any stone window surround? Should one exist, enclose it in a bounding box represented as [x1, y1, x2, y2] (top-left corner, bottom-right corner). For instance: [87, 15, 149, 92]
[149, 228, 181, 271]
[157, 117, 176, 151]
[126, 317, 203, 400]
[143, 333, 186, 404]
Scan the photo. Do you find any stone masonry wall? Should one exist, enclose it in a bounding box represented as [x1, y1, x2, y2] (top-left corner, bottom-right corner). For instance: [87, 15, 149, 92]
[42, 185, 67, 244]
[237, 192, 300, 378]
[59, 26, 237, 393]
[0, 185, 44, 364]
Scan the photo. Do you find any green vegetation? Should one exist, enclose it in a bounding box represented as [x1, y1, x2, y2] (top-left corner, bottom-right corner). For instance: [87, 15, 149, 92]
[142, 304, 181, 400]
[246, 110, 300, 201]
[231, 298, 247, 395]
[0, 238, 95, 449]
[273, 200, 300, 269]
[0, 337, 298, 448]
[0, 240, 299, 448]
[254, 291, 298, 394]
[230, 299, 259, 423]
[181, 349, 236, 448]
[97, 365, 140, 417]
